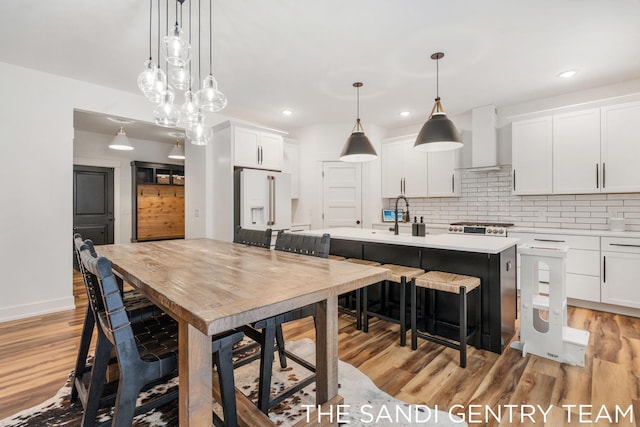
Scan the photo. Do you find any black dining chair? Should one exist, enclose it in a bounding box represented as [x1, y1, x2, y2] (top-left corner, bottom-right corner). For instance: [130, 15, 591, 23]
[70, 233, 164, 405]
[233, 226, 272, 248]
[242, 230, 330, 414]
[76, 242, 244, 427]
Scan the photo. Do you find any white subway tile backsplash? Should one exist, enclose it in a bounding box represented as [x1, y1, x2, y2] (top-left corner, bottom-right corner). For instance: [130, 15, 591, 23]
[387, 170, 640, 231]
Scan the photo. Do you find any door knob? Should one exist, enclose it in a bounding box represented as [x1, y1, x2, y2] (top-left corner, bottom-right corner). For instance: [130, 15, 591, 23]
[356, 220, 361, 225]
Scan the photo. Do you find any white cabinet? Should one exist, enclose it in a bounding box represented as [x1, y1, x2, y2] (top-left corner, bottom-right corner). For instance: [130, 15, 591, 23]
[601, 101, 640, 193]
[283, 139, 299, 199]
[601, 237, 640, 309]
[233, 126, 284, 170]
[512, 116, 553, 195]
[510, 232, 601, 303]
[427, 149, 460, 197]
[552, 109, 601, 194]
[381, 139, 428, 198]
[381, 138, 459, 198]
[512, 100, 640, 195]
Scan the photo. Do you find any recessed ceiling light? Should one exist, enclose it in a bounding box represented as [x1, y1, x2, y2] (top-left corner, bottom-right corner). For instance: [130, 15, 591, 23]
[558, 70, 577, 79]
[282, 110, 293, 116]
[400, 111, 411, 117]
[168, 131, 185, 138]
[107, 116, 135, 124]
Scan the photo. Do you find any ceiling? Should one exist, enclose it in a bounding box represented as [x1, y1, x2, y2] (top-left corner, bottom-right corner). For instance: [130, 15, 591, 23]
[2, 0, 640, 136]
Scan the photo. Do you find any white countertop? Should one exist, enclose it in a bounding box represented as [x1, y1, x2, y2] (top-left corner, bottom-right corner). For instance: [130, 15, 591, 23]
[509, 226, 640, 238]
[305, 227, 519, 254]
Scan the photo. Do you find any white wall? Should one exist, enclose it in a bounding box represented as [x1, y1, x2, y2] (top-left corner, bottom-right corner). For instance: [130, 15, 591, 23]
[73, 130, 184, 243]
[0, 61, 182, 322]
[289, 123, 384, 229]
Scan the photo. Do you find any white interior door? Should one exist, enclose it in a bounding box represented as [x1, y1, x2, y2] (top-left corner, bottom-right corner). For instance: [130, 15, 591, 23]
[322, 161, 362, 228]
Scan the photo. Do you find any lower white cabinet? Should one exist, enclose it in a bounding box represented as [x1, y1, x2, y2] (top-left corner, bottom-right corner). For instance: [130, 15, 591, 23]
[510, 232, 601, 303]
[601, 237, 640, 309]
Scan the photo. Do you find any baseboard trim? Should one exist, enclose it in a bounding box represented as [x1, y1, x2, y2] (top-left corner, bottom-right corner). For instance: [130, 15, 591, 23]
[0, 297, 76, 323]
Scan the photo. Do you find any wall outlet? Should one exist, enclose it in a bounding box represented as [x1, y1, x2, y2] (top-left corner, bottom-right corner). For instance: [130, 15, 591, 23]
[194, 209, 200, 218]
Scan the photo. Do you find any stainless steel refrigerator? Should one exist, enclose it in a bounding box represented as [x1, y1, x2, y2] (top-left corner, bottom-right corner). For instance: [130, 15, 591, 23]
[234, 168, 291, 232]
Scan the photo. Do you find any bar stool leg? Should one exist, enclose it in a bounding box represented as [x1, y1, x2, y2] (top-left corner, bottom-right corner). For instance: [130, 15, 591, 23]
[459, 286, 467, 368]
[363, 286, 369, 333]
[475, 287, 482, 349]
[410, 278, 418, 350]
[355, 288, 362, 330]
[400, 276, 407, 347]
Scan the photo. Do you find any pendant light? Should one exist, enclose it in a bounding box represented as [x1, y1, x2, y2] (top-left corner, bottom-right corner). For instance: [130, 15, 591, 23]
[340, 82, 377, 162]
[108, 127, 134, 151]
[196, 0, 227, 112]
[414, 52, 463, 152]
[168, 140, 186, 159]
[153, 0, 181, 127]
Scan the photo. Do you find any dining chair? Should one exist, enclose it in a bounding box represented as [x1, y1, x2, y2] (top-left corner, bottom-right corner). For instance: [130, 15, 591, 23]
[243, 230, 330, 414]
[233, 226, 272, 248]
[70, 233, 163, 405]
[77, 243, 244, 426]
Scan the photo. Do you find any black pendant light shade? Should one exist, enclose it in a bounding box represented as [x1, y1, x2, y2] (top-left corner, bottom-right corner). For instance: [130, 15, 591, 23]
[414, 52, 463, 152]
[340, 82, 378, 162]
[414, 110, 463, 152]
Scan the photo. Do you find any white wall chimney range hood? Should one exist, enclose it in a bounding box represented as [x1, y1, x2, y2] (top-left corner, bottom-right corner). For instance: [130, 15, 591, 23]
[463, 104, 509, 171]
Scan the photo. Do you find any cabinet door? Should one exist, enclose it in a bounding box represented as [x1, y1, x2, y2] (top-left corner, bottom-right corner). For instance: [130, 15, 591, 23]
[283, 141, 299, 198]
[234, 127, 260, 168]
[403, 143, 429, 197]
[552, 109, 601, 194]
[260, 132, 284, 170]
[602, 252, 640, 309]
[426, 149, 459, 197]
[512, 116, 553, 195]
[381, 141, 405, 198]
[601, 101, 640, 193]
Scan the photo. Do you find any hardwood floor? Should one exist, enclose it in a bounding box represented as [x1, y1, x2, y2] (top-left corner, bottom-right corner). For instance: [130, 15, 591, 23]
[1, 271, 639, 426]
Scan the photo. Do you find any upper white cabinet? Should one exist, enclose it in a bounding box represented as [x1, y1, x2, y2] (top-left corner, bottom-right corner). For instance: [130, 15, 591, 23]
[381, 139, 428, 198]
[233, 126, 284, 171]
[553, 109, 601, 194]
[512, 116, 553, 195]
[601, 101, 640, 193]
[381, 137, 459, 198]
[512, 100, 640, 195]
[283, 139, 299, 199]
[427, 149, 460, 197]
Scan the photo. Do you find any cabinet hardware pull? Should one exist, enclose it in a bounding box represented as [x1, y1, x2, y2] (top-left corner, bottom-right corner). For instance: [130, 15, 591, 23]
[400, 179, 402, 194]
[610, 243, 640, 248]
[603, 255, 606, 283]
[534, 238, 565, 243]
[596, 163, 599, 189]
[538, 280, 550, 285]
[602, 162, 606, 188]
[257, 146, 260, 164]
[513, 170, 516, 191]
[452, 174, 455, 193]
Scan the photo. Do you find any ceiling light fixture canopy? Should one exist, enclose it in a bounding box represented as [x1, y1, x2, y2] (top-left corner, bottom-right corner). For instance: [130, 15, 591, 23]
[414, 52, 463, 152]
[108, 127, 134, 151]
[168, 139, 186, 159]
[340, 82, 378, 162]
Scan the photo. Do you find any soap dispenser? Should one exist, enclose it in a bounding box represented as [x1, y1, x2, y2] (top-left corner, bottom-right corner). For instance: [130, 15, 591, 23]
[412, 217, 419, 236]
[417, 216, 426, 236]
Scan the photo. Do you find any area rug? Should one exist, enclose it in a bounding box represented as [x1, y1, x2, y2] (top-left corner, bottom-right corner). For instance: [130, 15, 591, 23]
[0, 339, 464, 426]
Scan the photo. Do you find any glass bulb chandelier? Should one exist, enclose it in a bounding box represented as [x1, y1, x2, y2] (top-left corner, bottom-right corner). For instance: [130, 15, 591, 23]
[137, 0, 227, 144]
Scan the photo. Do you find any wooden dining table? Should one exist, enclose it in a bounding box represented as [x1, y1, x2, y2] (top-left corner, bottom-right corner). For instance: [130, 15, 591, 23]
[97, 238, 390, 426]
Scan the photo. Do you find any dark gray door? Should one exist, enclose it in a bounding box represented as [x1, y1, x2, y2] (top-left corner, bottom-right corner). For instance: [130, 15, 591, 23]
[73, 165, 115, 245]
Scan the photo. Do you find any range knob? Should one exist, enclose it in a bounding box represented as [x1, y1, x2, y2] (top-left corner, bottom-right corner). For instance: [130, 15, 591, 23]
[448, 227, 454, 232]
[498, 229, 504, 234]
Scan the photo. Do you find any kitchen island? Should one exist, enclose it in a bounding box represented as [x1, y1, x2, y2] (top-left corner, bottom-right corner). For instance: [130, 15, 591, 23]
[305, 227, 520, 354]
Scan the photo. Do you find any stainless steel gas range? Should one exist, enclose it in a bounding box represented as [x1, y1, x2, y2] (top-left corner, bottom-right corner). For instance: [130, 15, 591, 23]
[448, 221, 514, 237]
